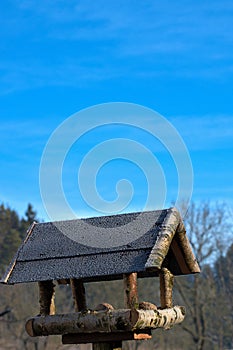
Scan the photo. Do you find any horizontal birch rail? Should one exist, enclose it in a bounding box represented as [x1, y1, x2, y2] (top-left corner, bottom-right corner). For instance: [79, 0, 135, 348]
[25, 306, 185, 337]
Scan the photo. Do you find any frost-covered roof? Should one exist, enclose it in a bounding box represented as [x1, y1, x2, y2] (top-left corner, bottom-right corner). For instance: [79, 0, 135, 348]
[1, 207, 200, 284]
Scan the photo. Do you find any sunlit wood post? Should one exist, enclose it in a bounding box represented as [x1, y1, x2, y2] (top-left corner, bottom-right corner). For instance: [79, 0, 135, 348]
[159, 267, 174, 308]
[123, 272, 139, 309]
[38, 280, 55, 315]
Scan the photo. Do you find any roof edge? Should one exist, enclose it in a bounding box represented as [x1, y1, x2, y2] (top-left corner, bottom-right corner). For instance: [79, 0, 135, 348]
[0, 222, 37, 284]
[145, 207, 180, 270]
[174, 221, 201, 273]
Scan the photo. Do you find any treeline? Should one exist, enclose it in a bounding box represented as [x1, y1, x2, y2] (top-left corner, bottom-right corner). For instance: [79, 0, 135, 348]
[0, 203, 37, 271]
[0, 202, 232, 350]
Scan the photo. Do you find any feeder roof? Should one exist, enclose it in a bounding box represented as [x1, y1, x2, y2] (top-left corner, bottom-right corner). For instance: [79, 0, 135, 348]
[1, 207, 200, 284]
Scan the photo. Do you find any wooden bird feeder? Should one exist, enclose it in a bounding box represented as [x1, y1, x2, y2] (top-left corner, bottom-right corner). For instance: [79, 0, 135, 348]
[0, 207, 200, 349]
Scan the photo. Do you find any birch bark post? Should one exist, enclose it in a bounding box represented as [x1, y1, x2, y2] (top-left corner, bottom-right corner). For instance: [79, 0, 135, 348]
[159, 268, 174, 308]
[38, 280, 55, 315]
[123, 273, 139, 309]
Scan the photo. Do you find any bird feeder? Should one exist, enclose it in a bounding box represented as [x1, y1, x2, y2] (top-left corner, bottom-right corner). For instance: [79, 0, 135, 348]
[1, 207, 200, 349]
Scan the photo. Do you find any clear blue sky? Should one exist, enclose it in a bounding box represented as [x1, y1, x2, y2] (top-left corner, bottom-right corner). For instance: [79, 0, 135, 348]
[0, 1, 232, 221]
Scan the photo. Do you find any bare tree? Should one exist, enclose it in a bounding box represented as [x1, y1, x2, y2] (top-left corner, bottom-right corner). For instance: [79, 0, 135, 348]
[176, 202, 232, 350]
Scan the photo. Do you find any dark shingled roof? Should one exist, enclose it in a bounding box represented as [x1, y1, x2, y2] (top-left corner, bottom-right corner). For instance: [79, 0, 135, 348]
[0, 207, 200, 284]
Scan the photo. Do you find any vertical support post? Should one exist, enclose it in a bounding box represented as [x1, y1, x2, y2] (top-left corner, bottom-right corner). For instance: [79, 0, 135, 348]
[38, 280, 55, 315]
[70, 279, 87, 311]
[123, 273, 139, 309]
[159, 267, 174, 309]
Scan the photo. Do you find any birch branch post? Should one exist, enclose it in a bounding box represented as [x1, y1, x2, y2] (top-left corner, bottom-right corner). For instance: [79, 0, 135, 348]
[159, 268, 174, 308]
[70, 279, 87, 311]
[38, 280, 55, 315]
[123, 273, 139, 309]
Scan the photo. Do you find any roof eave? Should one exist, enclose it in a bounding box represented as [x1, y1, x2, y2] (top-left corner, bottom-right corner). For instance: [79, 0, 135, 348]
[0, 222, 36, 285]
[145, 207, 201, 274]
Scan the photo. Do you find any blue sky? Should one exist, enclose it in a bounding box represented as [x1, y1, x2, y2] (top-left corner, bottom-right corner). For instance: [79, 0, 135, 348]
[0, 1, 233, 221]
